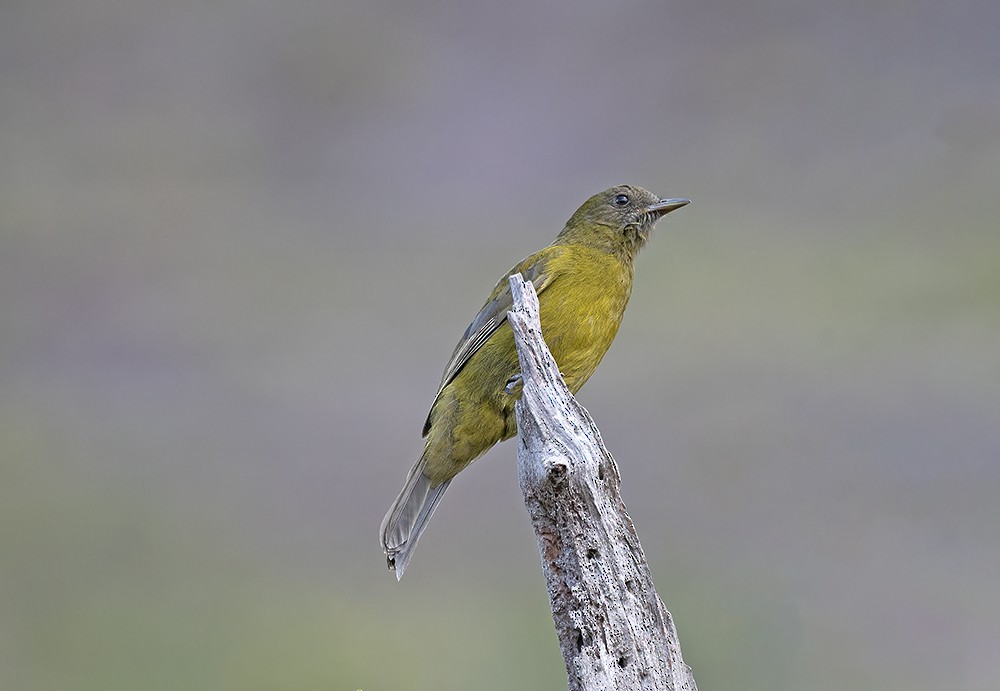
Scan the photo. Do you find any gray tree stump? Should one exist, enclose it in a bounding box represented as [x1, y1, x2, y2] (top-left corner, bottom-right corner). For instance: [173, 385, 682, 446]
[506, 274, 697, 691]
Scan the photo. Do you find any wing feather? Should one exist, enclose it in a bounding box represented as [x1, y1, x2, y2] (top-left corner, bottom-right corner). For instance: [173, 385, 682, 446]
[421, 249, 562, 436]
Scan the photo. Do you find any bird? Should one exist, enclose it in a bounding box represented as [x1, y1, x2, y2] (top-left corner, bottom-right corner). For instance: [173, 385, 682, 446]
[380, 185, 689, 579]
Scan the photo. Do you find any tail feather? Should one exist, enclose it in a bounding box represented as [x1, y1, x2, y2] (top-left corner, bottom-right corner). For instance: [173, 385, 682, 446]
[380, 455, 451, 580]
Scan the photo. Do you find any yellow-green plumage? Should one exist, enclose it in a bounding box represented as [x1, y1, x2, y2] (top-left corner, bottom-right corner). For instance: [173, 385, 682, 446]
[380, 185, 689, 578]
[424, 246, 631, 484]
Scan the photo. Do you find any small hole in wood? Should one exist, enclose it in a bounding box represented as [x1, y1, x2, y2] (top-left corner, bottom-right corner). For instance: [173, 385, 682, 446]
[586, 547, 599, 560]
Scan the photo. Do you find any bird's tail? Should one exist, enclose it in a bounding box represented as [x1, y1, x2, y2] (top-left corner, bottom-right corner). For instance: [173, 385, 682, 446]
[379, 454, 452, 580]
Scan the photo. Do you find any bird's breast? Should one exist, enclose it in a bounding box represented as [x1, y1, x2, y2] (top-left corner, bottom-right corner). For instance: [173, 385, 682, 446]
[537, 250, 633, 393]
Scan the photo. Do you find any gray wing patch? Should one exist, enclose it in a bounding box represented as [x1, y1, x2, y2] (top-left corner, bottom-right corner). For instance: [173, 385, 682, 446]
[421, 256, 558, 436]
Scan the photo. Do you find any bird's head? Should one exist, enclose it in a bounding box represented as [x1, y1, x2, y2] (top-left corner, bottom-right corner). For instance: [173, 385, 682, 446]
[557, 185, 689, 259]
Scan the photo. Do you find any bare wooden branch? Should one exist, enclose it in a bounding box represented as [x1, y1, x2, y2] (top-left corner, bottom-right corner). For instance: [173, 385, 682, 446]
[506, 274, 697, 691]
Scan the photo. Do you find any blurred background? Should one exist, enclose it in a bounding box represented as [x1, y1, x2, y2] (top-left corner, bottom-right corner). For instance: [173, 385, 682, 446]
[2, 1, 999, 689]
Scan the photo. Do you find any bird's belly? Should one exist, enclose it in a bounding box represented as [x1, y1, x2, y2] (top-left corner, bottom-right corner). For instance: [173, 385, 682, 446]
[539, 281, 629, 393]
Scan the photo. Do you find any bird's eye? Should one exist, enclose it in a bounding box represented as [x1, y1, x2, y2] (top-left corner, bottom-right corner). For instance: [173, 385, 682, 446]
[614, 194, 630, 207]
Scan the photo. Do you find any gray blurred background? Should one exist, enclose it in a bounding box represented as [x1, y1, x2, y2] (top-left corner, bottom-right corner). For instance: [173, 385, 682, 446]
[2, 1, 999, 689]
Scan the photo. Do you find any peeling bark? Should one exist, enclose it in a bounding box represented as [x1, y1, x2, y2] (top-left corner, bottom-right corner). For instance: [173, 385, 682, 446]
[507, 274, 697, 691]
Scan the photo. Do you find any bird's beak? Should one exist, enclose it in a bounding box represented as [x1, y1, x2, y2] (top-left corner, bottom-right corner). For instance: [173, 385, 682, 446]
[646, 198, 690, 217]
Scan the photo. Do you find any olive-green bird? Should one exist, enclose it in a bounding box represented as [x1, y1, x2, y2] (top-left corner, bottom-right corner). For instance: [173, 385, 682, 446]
[380, 185, 689, 578]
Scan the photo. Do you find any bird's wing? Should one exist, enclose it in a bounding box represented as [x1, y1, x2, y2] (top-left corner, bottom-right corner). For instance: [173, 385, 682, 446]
[422, 248, 563, 436]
